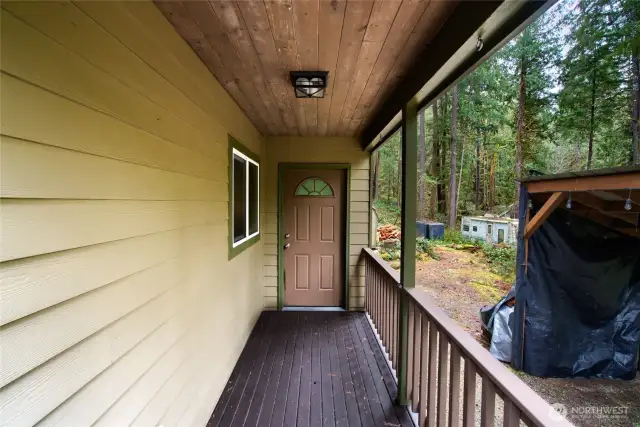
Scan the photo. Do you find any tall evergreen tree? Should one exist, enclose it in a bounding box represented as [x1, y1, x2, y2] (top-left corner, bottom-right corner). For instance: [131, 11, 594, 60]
[505, 13, 561, 201]
[558, 0, 628, 170]
[448, 86, 459, 228]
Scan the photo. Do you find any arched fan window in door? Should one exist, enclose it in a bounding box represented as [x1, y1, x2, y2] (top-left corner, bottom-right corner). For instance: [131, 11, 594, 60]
[295, 177, 334, 197]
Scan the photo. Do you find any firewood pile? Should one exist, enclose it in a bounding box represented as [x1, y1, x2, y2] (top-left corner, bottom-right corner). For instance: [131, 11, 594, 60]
[377, 224, 401, 241]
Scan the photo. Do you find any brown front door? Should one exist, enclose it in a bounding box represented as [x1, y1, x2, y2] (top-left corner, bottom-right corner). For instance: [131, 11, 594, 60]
[283, 168, 345, 306]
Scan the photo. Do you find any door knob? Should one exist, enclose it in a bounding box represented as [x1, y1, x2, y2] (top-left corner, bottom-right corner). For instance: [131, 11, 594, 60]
[284, 243, 290, 250]
[284, 233, 290, 239]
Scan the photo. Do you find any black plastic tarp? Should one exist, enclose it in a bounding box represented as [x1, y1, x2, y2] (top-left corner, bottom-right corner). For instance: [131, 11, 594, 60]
[512, 200, 640, 379]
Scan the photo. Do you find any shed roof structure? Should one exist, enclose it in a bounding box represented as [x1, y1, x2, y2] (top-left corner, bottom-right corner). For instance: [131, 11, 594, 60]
[520, 166, 640, 238]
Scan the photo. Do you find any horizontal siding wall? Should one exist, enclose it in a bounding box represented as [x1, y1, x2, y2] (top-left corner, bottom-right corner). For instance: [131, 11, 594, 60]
[263, 137, 370, 311]
[0, 2, 264, 427]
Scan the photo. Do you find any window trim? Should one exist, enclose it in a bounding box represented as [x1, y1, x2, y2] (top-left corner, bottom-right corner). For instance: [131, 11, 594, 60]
[228, 136, 260, 260]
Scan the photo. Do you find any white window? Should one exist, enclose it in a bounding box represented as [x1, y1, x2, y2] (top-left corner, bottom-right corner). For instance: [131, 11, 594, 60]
[231, 147, 259, 248]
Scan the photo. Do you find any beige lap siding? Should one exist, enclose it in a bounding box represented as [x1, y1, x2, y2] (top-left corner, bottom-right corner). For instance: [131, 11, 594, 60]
[0, 2, 264, 427]
[262, 137, 370, 311]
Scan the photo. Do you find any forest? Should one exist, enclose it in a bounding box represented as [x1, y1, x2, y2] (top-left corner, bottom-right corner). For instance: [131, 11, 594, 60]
[372, 0, 639, 227]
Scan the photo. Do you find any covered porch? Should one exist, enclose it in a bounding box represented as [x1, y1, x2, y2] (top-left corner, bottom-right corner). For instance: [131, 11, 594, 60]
[0, 1, 567, 426]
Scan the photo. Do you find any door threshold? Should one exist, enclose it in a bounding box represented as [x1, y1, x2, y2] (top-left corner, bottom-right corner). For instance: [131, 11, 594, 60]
[282, 306, 345, 312]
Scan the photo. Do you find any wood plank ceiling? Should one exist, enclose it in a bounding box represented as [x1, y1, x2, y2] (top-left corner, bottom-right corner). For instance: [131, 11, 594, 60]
[154, 0, 458, 137]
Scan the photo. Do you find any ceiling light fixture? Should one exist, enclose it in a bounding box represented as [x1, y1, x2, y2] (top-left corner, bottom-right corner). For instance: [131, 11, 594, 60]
[290, 71, 328, 98]
[566, 192, 572, 209]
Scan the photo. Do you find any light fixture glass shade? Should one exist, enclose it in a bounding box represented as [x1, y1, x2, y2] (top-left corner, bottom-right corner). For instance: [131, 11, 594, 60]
[290, 72, 328, 98]
[625, 198, 632, 211]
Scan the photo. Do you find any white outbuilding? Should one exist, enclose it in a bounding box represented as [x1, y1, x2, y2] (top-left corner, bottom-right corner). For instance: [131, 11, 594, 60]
[461, 215, 518, 245]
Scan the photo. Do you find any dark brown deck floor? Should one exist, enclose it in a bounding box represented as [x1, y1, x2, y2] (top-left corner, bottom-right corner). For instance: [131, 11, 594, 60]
[207, 311, 415, 427]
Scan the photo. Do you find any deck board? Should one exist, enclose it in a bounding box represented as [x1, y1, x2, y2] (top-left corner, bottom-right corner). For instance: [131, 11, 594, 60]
[208, 312, 414, 427]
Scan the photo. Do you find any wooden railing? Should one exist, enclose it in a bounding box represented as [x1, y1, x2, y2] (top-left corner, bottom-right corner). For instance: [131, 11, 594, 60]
[362, 248, 572, 427]
[363, 246, 402, 370]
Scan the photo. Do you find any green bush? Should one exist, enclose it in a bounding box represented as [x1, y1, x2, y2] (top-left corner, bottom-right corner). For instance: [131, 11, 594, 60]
[377, 237, 441, 261]
[442, 228, 467, 244]
[416, 237, 440, 260]
[482, 243, 517, 281]
[434, 228, 483, 247]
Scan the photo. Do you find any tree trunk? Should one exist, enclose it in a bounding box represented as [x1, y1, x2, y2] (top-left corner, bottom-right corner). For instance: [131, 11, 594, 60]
[372, 150, 380, 202]
[457, 139, 465, 213]
[448, 86, 458, 228]
[482, 133, 488, 209]
[475, 129, 481, 210]
[489, 151, 497, 212]
[418, 109, 426, 218]
[632, 49, 639, 165]
[515, 56, 526, 205]
[587, 68, 597, 170]
[430, 101, 439, 218]
[574, 141, 582, 170]
[439, 96, 448, 214]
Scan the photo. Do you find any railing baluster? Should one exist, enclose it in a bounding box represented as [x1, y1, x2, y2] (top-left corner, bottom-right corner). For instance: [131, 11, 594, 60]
[388, 280, 393, 365]
[407, 300, 414, 402]
[380, 268, 389, 353]
[463, 357, 477, 427]
[365, 259, 370, 314]
[419, 313, 429, 426]
[412, 305, 422, 413]
[376, 263, 381, 328]
[396, 285, 400, 366]
[392, 282, 397, 366]
[387, 278, 392, 364]
[503, 399, 521, 427]
[392, 283, 398, 365]
[449, 343, 461, 427]
[481, 376, 496, 427]
[376, 263, 380, 327]
[383, 272, 393, 356]
[427, 317, 438, 427]
[370, 259, 376, 326]
[437, 332, 449, 427]
[387, 276, 392, 358]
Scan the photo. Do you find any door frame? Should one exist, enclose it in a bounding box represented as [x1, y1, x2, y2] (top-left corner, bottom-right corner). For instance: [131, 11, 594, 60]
[277, 163, 351, 310]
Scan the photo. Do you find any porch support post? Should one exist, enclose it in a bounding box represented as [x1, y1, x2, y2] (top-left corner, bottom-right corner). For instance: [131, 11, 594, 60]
[397, 97, 418, 405]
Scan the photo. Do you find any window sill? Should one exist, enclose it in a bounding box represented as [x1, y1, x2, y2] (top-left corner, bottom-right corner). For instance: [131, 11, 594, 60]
[228, 233, 261, 260]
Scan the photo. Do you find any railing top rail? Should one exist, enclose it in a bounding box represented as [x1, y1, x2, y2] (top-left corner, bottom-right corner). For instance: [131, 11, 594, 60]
[363, 247, 400, 285]
[361, 247, 573, 427]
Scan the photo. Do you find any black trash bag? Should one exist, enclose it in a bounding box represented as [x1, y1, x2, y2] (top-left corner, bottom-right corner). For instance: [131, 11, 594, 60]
[513, 207, 640, 379]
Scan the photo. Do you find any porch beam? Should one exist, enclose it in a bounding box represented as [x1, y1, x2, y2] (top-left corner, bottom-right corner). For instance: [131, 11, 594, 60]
[361, 0, 554, 150]
[523, 192, 566, 239]
[397, 97, 418, 406]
